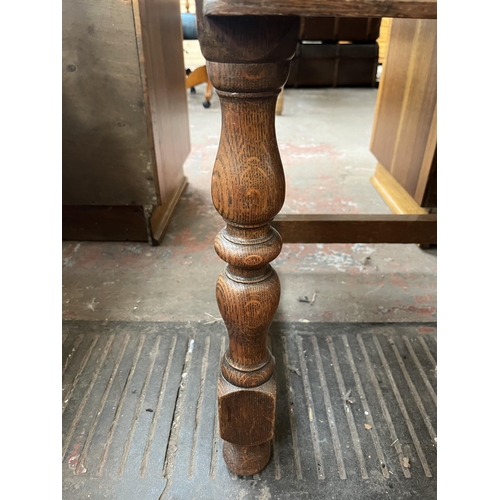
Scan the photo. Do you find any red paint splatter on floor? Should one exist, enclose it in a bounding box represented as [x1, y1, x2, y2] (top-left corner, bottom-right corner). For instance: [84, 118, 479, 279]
[67, 443, 81, 471]
[322, 311, 333, 321]
[390, 306, 436, 314]
[408, 306, 436, 315]
[414, 295, 433, 304]
[390, 275, 408, 288]
[378, 305, 436, 316]
[417, 326, 436, 334]
[280, 142, 341, 162]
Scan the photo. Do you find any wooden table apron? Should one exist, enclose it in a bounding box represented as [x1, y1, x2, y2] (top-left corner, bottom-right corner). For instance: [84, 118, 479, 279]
[194, 0, 437, 476]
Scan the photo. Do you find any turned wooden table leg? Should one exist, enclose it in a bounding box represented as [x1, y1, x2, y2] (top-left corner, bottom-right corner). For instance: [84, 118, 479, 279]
[195, 9, 300, 475]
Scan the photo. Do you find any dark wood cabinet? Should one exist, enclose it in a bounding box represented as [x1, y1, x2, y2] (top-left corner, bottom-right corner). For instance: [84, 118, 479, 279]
[286, 42, 379, 88]
[285, 16, 380, 88]
[300, 16, 381, 42]
[62, 0, 190, 244]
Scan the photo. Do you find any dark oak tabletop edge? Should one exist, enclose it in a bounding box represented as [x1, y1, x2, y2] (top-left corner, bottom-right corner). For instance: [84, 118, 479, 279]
[203, 0, 437, 19]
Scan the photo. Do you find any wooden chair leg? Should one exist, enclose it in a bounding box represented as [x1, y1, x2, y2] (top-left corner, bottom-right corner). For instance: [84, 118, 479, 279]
[276, 87, 284, 115]
[185, 65, 208, 89]
[196, 10, 300, 475]
[203, 79, 213, 108]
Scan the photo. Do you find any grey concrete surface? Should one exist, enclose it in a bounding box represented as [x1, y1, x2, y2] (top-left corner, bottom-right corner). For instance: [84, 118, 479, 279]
[62, 87, 436, 324]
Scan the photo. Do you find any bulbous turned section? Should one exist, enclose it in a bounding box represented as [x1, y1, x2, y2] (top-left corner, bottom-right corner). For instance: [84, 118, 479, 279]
[214, 225, 282, 281]
[211, 92, 285, 227]
[210, 60, 287, 390]
[196, 13, 301, 476]
[216, 265, 279, 388]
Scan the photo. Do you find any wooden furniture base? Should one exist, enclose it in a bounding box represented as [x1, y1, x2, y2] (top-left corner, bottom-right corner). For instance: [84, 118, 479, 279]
[62, 0, 190, 243]
[370, 163, 428, 215]
[62, 176, 187, 245]
[196, 0, 437, 477]
[223, 442, 271, 476]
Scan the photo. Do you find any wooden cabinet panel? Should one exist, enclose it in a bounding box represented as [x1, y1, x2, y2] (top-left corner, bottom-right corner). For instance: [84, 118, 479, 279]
[62, 0, 190, 243]
[62, 0, 157, 206]
[138, 0, 191, 205]
[300, 17, 381, 42]
[370, 18, 436, 210]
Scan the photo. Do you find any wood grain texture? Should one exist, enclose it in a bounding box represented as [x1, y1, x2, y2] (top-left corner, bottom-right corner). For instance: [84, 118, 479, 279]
[196, 8, 300, 63]
[377, 17, 392, 64]
[196, 4, 300, 475]
[196, 0, 437, 476]
[414, 105, 437, 206]
[223, 442, 272, 476]
[420, 147, 436, 209]
[218, 375, 276, 445]
[370, 163, 428, 214]
[272, 213, 436, 244]
[203, 0, 437, 19]
[370, 18, 436, 201]
[150, 175, 188, 245]
[137, 0, 191, 204]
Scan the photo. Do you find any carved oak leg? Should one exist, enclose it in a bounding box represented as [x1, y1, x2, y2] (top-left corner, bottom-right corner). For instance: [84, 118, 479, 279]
[195, 10, 300, 475]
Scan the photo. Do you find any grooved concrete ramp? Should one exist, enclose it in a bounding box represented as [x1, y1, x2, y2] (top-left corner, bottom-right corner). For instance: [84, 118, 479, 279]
[62, 321, 437, 499]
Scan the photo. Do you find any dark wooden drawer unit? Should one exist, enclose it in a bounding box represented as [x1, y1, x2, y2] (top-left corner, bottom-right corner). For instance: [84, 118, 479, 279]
[300, 16, 381, 42]
[286, 42, 378, 88]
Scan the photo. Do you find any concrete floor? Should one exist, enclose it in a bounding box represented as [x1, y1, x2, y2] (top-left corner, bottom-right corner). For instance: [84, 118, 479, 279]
[62, 86, 436, 326]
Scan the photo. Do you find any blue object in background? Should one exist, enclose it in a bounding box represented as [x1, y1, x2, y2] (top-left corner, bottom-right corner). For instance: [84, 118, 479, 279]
[181, 13, 198, 40]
